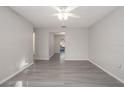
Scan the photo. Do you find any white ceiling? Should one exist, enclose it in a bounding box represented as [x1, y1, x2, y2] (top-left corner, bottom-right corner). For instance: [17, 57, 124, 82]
[10, 6, 117, 28]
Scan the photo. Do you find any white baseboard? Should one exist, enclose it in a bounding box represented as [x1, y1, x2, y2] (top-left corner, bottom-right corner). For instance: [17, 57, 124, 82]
[89, 59, 124, 84]
[34, 58, 49, 60]
[0, 62, 33, 85]
[65, 59, 89, 61]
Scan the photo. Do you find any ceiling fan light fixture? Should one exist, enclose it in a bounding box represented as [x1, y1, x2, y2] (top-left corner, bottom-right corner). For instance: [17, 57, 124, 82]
[52, 6, 79, 21]
[58, 14, 63, 20]
[57, 12, 69, 21]
[63, 13, 68, 20]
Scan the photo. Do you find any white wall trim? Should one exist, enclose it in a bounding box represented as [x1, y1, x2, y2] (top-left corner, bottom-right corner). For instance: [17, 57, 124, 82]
[34, 58, 49, 60]
[0, 62, 33, 85]
[89, 59, 124, 84]
[65, 59, 89, 61]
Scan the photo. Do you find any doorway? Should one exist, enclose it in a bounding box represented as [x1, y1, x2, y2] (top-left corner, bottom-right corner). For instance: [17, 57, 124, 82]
[33, 31, 35, 56]
[49, 32, 65, 61]
[60, 39, 65, 53]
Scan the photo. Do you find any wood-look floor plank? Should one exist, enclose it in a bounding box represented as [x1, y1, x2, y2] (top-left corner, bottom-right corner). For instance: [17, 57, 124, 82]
[0, 53, 124, 87]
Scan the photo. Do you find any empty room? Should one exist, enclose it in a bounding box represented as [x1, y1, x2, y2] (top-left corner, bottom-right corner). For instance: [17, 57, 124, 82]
[0, 6, 124, 87]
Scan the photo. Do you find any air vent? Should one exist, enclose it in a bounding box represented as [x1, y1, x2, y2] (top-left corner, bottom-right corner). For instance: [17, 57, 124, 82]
[61, 25, 67, 28]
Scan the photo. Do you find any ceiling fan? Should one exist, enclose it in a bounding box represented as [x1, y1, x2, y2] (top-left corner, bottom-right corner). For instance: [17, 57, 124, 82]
[52, 6, 80, 21]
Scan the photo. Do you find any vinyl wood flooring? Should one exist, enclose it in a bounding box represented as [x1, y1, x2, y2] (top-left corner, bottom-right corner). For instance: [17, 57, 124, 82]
[0, 53, 124, 87]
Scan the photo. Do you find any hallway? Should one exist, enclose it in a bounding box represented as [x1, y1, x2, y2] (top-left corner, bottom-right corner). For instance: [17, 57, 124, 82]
[1, 53, 124, 87]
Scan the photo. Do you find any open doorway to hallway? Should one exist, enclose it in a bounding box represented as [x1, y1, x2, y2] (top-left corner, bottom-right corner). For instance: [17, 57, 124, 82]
[33, 31, 36, 56]
[49, 32, 65, 61]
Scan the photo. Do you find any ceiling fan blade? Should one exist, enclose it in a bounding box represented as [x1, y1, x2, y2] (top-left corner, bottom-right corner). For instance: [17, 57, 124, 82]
[52, 6, 61, 12]
[68, 13, 80, 18]
[65, 6, 79, 12]
[51, 13, 58, 16]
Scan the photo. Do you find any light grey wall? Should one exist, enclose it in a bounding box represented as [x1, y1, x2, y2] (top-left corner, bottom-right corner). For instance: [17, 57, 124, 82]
[0, 7, 33, 82]
[49, 32, 55, 58]
[65, 28, 88, 60]
[35, 29, 49, 60]
[88, 7, 124, 82]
